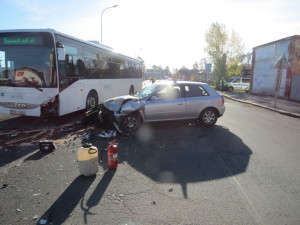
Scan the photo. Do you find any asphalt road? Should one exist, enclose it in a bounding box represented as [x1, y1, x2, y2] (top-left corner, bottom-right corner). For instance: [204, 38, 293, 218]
[0, 99, 299, 225]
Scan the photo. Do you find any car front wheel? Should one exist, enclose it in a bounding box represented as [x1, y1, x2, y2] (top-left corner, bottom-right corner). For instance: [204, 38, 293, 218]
[200, 108, 218, 127]
[228, 86, 234, 92]
[121, 113, 141, 134]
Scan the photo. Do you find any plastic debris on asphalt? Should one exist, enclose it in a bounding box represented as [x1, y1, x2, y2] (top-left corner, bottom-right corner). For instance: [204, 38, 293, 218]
[1, 184, 8, 189]
[33, 215, 38, 220]
[159, 144, 165, 149]
[39, 219, 47, 224]
[98, 130, 116, 138]
[82, 132, 91, 139]
[113, 122, 123, 134]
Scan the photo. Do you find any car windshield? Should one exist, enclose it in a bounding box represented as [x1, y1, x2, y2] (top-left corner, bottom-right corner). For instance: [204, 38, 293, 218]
[135, 84, 158, 100]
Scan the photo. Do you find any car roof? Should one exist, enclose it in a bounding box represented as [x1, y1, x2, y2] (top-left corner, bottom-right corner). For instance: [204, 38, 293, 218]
[154, 80, 208, 86]
[151, 81, 219, 96]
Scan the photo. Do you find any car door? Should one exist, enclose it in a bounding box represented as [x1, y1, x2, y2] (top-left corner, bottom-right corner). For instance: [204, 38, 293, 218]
[144, 84, 186, 122]
[234, 78, 243, 91]
[184, 84, 210, 119]
[241, 78, 250, 91]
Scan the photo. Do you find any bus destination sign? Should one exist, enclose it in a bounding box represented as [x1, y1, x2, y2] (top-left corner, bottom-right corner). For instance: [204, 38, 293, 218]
[0, 36, 43, 45]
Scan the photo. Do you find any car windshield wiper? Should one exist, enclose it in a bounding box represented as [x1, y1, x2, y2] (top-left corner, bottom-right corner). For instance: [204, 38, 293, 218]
[24, 79, 43, 92]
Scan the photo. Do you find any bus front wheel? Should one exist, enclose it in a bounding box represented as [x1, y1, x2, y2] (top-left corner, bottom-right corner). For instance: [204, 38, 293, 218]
[86, 91, 98, 109]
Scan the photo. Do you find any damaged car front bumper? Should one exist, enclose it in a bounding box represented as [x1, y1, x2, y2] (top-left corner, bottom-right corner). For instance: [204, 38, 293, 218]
[84, 95, 145, 134]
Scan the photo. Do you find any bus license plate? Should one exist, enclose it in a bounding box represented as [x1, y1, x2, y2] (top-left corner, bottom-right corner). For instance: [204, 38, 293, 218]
[10, 110, 25, 115]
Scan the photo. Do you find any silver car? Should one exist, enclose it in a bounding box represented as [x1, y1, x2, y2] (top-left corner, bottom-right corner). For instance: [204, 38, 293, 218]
[99, 81, 226, 134]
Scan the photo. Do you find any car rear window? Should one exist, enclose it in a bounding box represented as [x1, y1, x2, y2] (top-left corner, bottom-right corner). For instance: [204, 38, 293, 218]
[184, 84, 209, 97]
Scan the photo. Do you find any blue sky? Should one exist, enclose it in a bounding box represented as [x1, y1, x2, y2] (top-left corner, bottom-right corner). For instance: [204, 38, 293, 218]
[1, 0, 300, 70]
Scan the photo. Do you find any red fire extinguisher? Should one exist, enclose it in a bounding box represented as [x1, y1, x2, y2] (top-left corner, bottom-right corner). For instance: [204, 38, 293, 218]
[107, 140, 118, 169]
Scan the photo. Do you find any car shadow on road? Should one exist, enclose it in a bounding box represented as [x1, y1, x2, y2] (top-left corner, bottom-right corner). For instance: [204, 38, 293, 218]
[117, 122, 253, 199]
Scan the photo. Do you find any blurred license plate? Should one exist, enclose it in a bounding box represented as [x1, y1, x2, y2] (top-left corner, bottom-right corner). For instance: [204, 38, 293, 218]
[10, 110, 25, 115]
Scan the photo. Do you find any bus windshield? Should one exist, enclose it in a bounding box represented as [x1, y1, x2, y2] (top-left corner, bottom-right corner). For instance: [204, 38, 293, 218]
[0, 32, 57, 88]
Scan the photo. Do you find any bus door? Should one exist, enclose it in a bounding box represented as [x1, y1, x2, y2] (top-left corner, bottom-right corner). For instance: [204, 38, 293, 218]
[58, 54, 84, 115]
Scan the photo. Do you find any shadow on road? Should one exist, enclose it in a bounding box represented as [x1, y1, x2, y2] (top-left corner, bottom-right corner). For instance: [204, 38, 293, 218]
[116, 122, 252, 198]
[37, 175, 96, 225]
[37, 170, 116, 225]
[82, 169, 116, 224]
[24, 150, 53, 161]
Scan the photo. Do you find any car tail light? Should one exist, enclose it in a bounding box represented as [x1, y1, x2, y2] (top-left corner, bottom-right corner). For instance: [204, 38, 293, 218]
[222, 96, 224, 104]
[17, 71, 24, 76]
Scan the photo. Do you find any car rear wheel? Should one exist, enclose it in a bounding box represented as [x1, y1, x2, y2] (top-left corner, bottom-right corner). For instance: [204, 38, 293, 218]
[228, 86, 234, 92]
[200, 108, 218, 127]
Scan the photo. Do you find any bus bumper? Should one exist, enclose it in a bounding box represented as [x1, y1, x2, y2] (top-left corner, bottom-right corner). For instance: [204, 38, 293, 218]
[0, 106, 41, 117]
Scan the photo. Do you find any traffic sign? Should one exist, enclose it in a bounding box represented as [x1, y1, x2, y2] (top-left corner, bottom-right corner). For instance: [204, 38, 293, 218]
[205, 63, 212, 73]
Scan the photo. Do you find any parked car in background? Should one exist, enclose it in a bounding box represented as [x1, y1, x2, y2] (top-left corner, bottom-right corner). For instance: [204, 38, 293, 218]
[226, 77, 251, 92]
[87, 81, 226, 134]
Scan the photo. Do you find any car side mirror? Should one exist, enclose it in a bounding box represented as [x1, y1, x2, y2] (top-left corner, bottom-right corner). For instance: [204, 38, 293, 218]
[150, 95, 158, 101]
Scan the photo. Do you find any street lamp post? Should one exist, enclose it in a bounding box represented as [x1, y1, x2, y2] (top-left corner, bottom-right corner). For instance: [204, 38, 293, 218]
[101, 5, 118, 43]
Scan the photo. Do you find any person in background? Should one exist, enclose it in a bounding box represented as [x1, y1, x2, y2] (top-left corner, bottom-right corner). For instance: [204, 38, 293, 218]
[151, 76, 156, 84]
[220, 77, 226, 92]
[173, 75, 177, 83]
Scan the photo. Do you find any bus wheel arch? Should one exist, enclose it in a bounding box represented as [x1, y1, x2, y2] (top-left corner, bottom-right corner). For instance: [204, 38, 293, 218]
[129, 85, 134, 95]
[86, 90, 98, 109]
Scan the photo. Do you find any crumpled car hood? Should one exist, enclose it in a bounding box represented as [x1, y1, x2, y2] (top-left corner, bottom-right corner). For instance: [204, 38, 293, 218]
[104, 95, 141, 112]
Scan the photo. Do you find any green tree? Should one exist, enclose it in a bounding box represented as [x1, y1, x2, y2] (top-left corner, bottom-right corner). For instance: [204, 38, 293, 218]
[164, 66, 171, 77]
[192, 62, 199, 71]
[180, 65, 188, 70]
[137, 56, 145, 67]
[205, 22, 227, 82]
[227, 30, 245, 76]
[205, 23, 227, 60]
[205, 22, 245, 83]
[152, 65, 162, 70]
[240, 53, 252, 77]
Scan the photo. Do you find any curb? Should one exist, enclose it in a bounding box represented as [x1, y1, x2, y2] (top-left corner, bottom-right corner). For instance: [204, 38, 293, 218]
[223, 94, 300, 119]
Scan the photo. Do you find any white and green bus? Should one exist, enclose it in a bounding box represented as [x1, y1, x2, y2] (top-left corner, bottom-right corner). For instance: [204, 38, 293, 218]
[0, 29, 142, 116]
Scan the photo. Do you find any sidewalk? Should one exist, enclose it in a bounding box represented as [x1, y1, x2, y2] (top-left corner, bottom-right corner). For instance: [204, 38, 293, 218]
[220, 91, 300, 118]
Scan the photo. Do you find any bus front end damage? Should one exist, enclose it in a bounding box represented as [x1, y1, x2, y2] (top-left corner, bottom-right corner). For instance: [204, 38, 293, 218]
[84, 95, 145, 135]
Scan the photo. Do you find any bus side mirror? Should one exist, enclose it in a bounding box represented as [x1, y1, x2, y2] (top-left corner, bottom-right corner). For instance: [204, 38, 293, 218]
[56, 42, 66, 61]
